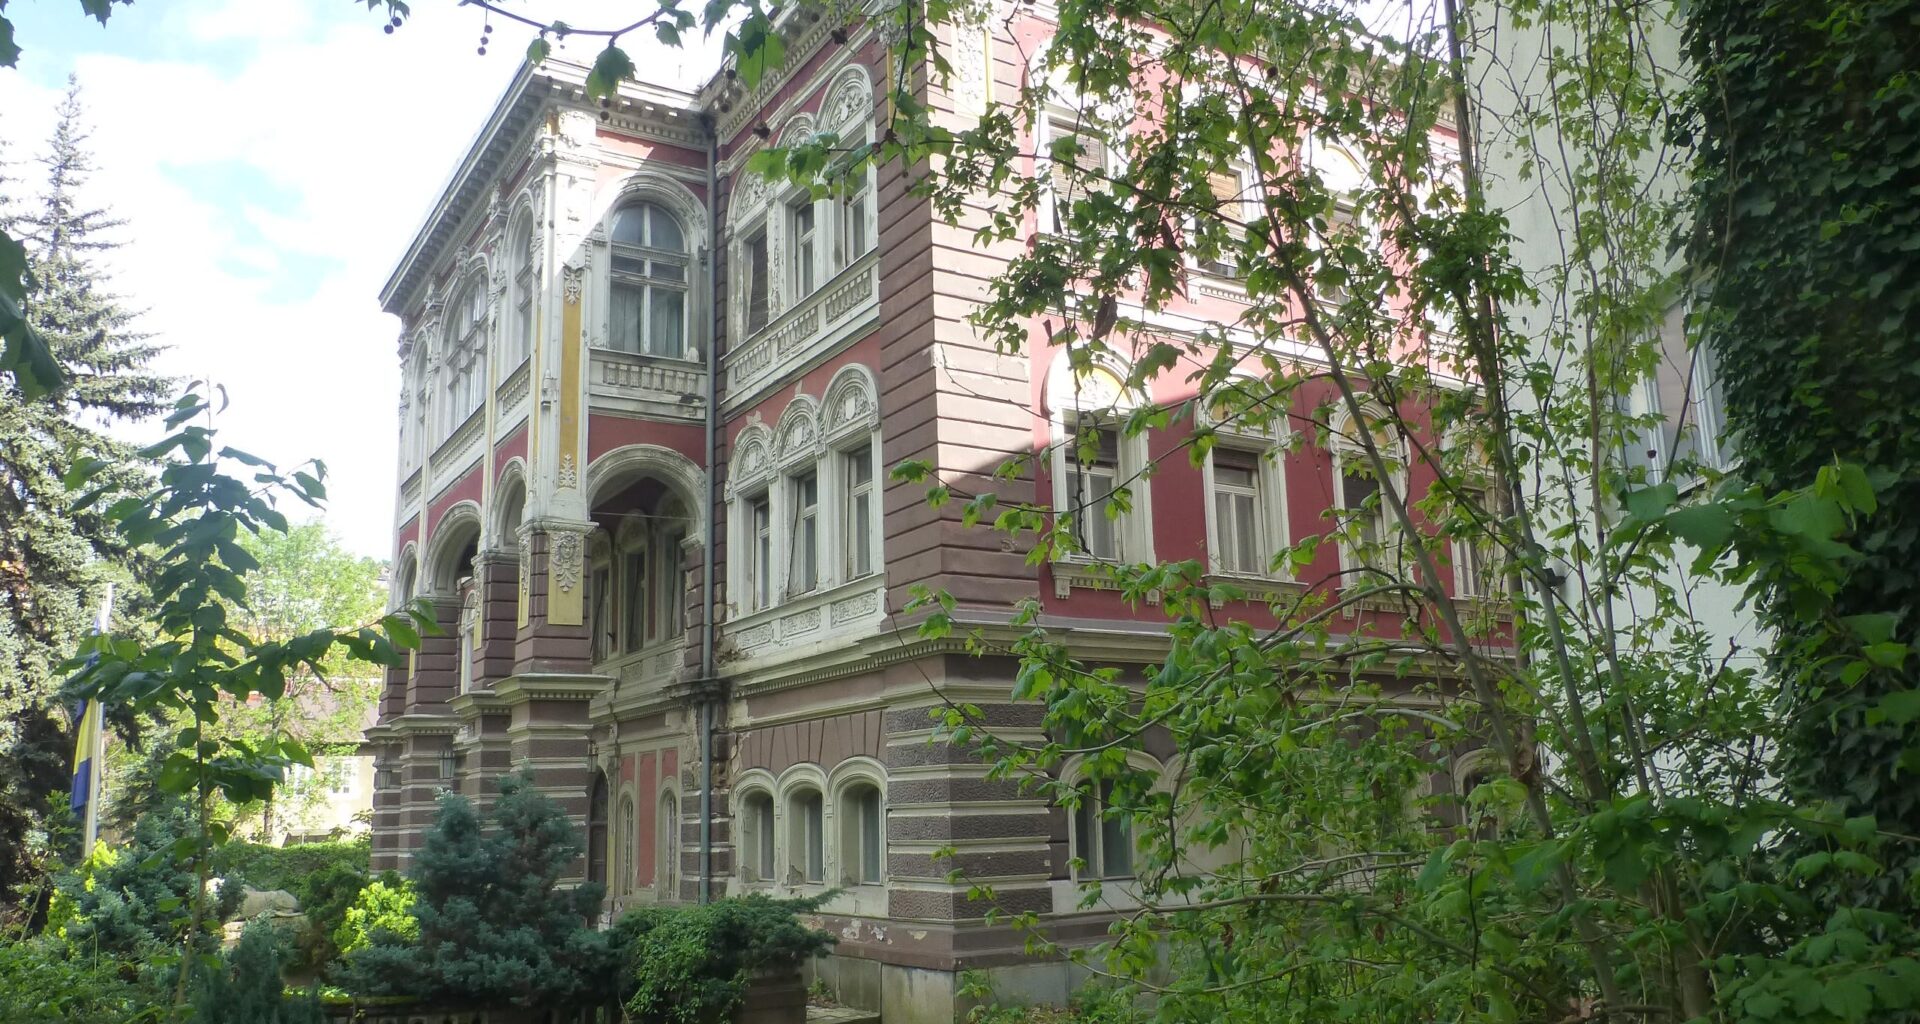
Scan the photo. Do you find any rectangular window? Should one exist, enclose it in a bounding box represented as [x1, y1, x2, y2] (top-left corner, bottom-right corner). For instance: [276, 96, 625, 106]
[1342, 466, 1387, 569]
[1200, 166, 1248, 278]
[789, 470, 819, 595]
[1046, 118, 1107, 233]
[1455, 486, 1497, 598]
[832, 175, 870, 272]
[622, 550, 646, 653]
[792, 790, 825, 884]
[1073, 780, 1132, 880]
[656, 529, 685, 641]
[749, 496, 772, 611]
[1070, 428, 1120, 560]
[590, 565, 613, 663]
[1212, 448, 1262, 574]
[843, 446, 875, 579]
[745, 231, 771, 335]
[790, 201, 816, 297]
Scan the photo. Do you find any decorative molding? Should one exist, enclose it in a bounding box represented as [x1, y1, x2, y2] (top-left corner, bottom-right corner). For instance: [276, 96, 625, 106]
[722, 577, 886, 665]
[431, 408, 485, 478]
[558, 452, 579, 491]
[563, 264, 584, 305]
[551, 528, 584, 594]
[1051, 560, 1161, 605]
[1204, 574, 1308, 610]
[496, 359, 532, 413]
[724, 252, 879, 407]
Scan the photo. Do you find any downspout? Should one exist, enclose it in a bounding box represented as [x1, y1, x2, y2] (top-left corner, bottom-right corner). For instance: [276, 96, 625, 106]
[698, 114, 720, 904]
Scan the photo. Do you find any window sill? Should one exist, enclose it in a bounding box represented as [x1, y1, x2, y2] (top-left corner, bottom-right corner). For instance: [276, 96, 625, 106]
[724, 574, 886, 664]
[1051, 558, 1159, 603]
[430, 408, 485, 474]
[724, 250, 879, 410]
[1202, 572, 1306, 609]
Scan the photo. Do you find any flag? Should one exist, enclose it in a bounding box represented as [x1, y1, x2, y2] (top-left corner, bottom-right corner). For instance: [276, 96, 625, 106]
[71, 698, 101, 813]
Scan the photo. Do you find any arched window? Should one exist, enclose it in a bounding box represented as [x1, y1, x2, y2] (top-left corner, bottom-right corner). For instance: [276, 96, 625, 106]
[1329, 397, 1409, 579]
[508, 215, 533, 367]
[657, 791, 680, 896]
[619, 794, 636, 894]
[739, 789, 775, 883]
[786, 786, 825, 884]
[608, 203, 689, 358]
[836, 780, 884, 886]
[443, 276, 487, 438]
[1071, 778, 1133, 880]
[587, 771, 610, 886]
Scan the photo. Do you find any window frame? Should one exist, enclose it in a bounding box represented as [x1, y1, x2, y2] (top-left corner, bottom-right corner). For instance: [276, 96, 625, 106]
[785, 785, 826, 885]
[605, 202, 692, 359]
[1328, 399, 1409, 581]
[742, 225, 772, 337]
[738, 786, 776, 884]
[787, 195, 819, 299]
[834, 776, 886, 887]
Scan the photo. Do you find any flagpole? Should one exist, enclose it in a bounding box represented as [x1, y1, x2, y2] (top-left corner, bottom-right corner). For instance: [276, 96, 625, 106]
[83, 582, 114, 854]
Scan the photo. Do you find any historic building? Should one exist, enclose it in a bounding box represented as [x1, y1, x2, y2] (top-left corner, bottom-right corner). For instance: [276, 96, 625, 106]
[368, 7, 1490, 1020]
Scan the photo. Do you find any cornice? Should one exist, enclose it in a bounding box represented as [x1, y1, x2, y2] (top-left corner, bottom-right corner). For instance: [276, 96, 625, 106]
[493, 672, 612, 704]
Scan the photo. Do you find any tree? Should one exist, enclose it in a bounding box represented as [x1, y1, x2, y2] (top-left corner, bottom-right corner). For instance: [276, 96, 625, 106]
[64, 386, 421, 1008]
[0, 75, 168, 923]
[212, 523, 385, 841]
[546, 0, 1913, 1019]
[340, 771, 617, 1009]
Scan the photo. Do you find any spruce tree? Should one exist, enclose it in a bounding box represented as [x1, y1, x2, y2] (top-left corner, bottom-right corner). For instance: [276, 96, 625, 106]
[0, 75, 169, 920]
[340, 771, 617, 1008]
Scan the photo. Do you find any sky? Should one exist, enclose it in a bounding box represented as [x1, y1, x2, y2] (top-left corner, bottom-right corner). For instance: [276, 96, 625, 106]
[0, 0, 714, 558]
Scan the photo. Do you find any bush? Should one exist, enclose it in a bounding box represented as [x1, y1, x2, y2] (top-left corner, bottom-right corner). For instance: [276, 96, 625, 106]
[215, 838, 369, 903]
[46, 802, 241, 959]
[622, 895, 835, 1024]
[338, 771, 615, 1007]
[0, 938, 166, 1024]
[192, 920, 324, 1024]
[287, 860, 368, 971]
[330, 873, 414, 956]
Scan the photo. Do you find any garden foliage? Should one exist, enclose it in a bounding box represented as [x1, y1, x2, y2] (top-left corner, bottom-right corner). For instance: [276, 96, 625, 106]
[620, 894, 834, 1024]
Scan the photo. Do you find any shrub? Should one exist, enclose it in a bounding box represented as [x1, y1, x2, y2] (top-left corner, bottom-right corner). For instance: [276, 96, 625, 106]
[217, 838, 369, 903]
[330, 873, 415, 956]
[622, 895, 835, 1024]
[192, 920, 324, 1024]
[288, 860, 368, 970]
[0, 938, 165, 1024]
[46, 801, 241, 959]
[338, 771, 615, 1007]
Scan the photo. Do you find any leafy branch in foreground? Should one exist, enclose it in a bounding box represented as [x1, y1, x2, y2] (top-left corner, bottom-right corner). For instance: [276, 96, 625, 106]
[61, 387, 427, 1009]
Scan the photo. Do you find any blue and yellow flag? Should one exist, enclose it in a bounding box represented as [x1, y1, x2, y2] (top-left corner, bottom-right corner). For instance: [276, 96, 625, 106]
[71, 699, 100, 813]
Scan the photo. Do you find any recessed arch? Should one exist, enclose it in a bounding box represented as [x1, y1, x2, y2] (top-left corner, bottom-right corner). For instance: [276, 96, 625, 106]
[492, 457, 529, 549]
[583, 444, 707, 544]
[820, 363, 879, 444]
[773, 394, 823, 470]
[592, 170, 709, 245]
[392, 542, 420, 609]
[425, 501, 483, 595]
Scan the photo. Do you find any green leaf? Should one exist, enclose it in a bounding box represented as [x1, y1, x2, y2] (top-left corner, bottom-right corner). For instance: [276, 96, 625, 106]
[1624, 482, 1679, 522]
[527, 37, 551, 65]
[585, 44, 634, 99]
[79, 0, 115, 26]
[0, 16, 18, 69]
[1841, 612, 1900, 645]
[1862, 642, 1907, 670]
[1665, 502, 1735, 550]
[1872, 689, 1920, 726]
[1820, 974, 1873, 1022]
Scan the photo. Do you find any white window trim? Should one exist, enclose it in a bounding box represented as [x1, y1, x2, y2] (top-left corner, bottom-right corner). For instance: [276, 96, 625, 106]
[1328, 399, 1409, 582]
[603, 202, 694, 360]
[1045, 353, 1156, 578]
[1056, 752, 1161, 907]
[732, 771, 779, 887]
[1191, 157, 1260, 285]
[826, 758, 888, 890]
[774, 765, 829, 888]
[1198, 398, 1292, 581]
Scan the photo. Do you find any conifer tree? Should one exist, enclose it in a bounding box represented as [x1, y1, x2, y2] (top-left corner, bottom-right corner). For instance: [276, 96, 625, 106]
[340, 771, 617, 1008]
[0, 75, 170, 920]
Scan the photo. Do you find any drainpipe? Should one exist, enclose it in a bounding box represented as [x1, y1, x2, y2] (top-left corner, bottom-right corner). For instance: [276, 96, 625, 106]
[698, 114, 721, 904]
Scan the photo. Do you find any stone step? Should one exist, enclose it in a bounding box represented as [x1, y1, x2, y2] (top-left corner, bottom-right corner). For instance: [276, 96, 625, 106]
[808, 1005, 882, 1024]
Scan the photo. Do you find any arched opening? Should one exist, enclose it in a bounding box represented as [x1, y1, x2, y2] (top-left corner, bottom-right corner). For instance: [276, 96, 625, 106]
[786, 785, 824, 885]
[656, 791, 679, 897]
[739, 789, 774, 883]
[586, 460, 697, 669]
[837, 780, 884, 886]
[587, 771, 610, 886]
